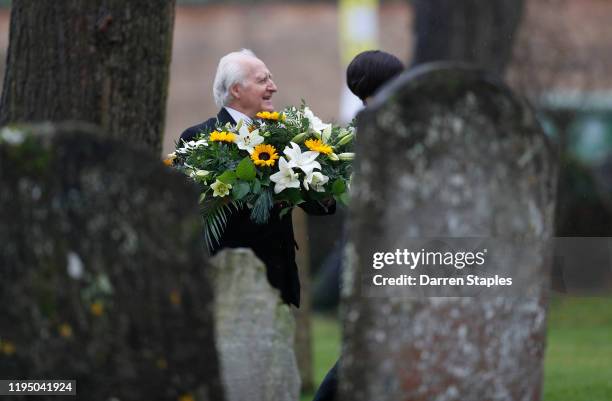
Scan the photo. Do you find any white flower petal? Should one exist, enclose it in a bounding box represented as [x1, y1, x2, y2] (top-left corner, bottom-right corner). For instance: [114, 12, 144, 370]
[300, 150, 320, 165]
[270, 157, 300, 194]
[304, 171, 329, 192]
[210, 180, 232, 197]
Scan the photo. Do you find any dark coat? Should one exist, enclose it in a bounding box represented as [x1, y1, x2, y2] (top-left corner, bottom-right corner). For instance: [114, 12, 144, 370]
[179, 107, 235, 143]
[179, 108, 335, 307]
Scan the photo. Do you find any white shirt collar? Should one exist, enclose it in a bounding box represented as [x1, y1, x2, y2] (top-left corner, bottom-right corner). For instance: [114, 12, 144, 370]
[224, 106, 252, 126]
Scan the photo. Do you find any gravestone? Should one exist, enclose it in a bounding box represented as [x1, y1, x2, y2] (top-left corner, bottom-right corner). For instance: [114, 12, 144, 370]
[209, 248, 300, 401]
[0, 123, 225, 401]
[340, 63, 557, 401]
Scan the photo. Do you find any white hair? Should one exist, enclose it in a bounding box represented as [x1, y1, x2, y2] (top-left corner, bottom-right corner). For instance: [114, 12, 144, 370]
[213, 49, 257, 108]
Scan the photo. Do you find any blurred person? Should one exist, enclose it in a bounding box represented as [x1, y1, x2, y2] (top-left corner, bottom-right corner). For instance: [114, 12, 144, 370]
[178, 49, 335, 308]
[312, 50, 404, 401]
[347, 49, 405, 105]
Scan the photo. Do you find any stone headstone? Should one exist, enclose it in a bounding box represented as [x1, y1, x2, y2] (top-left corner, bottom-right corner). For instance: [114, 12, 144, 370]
[340, 63, 557, 401]
[209, 249, 300, 401]
[0, 123, 225, 401]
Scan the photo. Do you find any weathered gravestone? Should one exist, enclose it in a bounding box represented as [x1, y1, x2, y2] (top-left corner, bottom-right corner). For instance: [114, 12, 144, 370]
[0, 123, 225, 401]
[340, 63, 557, 401]
[208, 248, 300, 401]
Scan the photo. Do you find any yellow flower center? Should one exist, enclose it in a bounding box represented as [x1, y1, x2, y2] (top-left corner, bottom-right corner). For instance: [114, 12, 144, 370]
[251, 144, 279, 167]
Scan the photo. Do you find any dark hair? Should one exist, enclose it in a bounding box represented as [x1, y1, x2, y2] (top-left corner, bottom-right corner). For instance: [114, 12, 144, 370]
[346, 50, 405, 102]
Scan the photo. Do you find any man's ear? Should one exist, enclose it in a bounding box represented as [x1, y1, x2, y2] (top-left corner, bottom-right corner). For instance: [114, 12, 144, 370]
[229, 83, 241, 100]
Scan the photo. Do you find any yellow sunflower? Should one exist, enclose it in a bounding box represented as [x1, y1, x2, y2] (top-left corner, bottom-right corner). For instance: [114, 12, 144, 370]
[251, 144, 279, 167]
[256, 111, 285, 121]
[209, 130, 236, 143]
[305, 138, 333, 155]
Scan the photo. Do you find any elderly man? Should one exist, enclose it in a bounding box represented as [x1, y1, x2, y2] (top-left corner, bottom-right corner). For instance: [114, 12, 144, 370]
[180, 49, 277, 141]
[179, 49, 334, 308]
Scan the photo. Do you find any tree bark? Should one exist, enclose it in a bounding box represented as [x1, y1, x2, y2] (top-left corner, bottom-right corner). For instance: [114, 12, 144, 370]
[0, 0, 175, 155]
[412, 0, 524, 76]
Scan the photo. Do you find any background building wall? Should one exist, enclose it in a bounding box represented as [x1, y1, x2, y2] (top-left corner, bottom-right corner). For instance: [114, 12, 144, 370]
[164, 2, 411, 155]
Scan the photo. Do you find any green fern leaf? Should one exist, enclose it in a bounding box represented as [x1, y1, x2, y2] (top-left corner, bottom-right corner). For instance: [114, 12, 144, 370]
[250, 188, 273, 225]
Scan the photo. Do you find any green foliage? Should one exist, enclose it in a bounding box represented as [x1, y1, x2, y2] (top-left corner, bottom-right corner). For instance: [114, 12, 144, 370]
[236, 156, 256, 181]
[250, 187, 273, 224]
[252, 178, 262, 194]
[217, 170, 237, 184]
[231, 181, 250, 200]
[277, 188, 304, 205]
[331, 178, 346, 195]
[200, 197, 242, 251]
[335, 191, 350, 206]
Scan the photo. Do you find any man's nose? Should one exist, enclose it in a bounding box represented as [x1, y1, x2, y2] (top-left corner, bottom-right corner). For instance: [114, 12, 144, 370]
[268, 79, 277, 92]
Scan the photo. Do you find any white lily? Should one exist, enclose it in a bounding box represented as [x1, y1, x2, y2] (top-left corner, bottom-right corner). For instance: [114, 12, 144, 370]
[283, 142, 321, 175]
[235, 125, 264, 154]
[270, 157, 301, 194]
[303, 171, 329, 192]
[186, 139, 208, 148]
[210, 179, 232, 197]
[304, 106, 332, 135]
[177, 138, 208, 154]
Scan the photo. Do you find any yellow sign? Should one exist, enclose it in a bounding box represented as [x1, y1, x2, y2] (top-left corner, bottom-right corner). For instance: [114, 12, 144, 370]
[339, 0, 379, 65]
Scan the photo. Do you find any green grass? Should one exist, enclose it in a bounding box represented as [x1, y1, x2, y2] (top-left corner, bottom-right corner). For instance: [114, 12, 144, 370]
[300, 313, 341, 401]
[543, 297, 612, 401]
[301, 297, 612, 401]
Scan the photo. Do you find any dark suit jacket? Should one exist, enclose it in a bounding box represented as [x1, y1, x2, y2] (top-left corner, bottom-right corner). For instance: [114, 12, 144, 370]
[179, 108, 335, 307]
[179, 107, 235, 143]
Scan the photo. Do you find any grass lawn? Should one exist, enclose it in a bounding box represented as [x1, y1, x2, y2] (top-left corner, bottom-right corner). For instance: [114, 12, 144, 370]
[301, 297, 612, 401]
[544, 297, 612, 400]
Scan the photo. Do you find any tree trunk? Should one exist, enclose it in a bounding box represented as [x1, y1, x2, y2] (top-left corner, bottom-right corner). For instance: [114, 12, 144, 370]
[411, 0, 524, 76]
[0, 0, 175, 155]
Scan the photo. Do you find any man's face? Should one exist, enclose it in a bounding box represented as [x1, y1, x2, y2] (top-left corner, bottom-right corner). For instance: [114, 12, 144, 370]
[230, 57, 277, 118]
